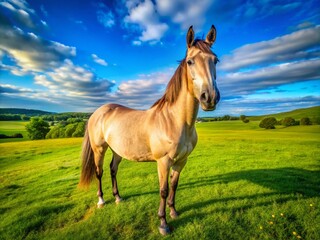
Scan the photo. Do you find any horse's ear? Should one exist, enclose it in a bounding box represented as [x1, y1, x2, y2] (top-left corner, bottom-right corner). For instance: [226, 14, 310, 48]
[187, 25, 194, 48]
[206, 25, 216, 46]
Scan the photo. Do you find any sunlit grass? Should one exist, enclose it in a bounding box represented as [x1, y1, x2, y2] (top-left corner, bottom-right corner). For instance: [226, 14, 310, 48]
[0, 121, 29, 142]
[0, 122, 319, 239]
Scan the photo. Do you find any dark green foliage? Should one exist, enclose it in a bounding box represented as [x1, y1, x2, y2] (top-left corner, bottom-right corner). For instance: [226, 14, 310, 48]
[72, 122, 85, 137]
[0, 108, 54, 115]
[65, 123, 78, 137]
[300, 117, 312, 125]
[242, 118, 250, 123]
[281, 117, 297, 127]
[259, 117, 277, 129]
[0, 114, 22, 121]
[21, 115, 30, 121]
[0, 133, 23, 139]
[12, 133, 23, 138]
[25, 117, 50, 139]
[46, 122, 85, 139]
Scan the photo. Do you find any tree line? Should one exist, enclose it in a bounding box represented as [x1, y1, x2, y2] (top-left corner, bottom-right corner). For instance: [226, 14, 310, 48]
[259, 117, 314, 129]
[25, 117, 86, 140]
[0, 112, 91, 121]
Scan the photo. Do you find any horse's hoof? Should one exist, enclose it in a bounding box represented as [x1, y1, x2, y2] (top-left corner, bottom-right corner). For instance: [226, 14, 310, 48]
[158, 226, 171, 235]
[115, 198, 123, 204]
[97, 202, 105, 208]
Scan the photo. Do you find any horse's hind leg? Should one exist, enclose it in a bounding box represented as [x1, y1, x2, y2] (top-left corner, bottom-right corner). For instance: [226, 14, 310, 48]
[110, 152, 122, 203]
[93, 145, 107, 208]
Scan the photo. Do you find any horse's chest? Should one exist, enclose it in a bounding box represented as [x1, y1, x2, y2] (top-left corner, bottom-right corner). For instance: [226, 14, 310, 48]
[173, 140, 195, 162]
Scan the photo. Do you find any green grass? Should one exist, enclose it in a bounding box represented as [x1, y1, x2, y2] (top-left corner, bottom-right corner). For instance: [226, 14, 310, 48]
[0, 122, 319, 240]
[0, 121, 29, 142]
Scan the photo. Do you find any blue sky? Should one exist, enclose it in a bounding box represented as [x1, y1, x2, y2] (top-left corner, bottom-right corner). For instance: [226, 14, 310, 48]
[0, 0, 319, 116]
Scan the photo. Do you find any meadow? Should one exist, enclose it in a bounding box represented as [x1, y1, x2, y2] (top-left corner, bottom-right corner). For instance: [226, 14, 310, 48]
[0, 121, 29, 143]
[0, 121, 319, 239]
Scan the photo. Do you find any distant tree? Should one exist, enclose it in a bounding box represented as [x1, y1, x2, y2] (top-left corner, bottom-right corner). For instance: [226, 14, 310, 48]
[21, 115, 30, 121]
[67, 118, 82, 124]
[242, 119, 250, 123]
[281, 117, 296, 127]
[222, 115, 231, 121]
[72, 122, 85, 137]
[240, 114, 249, 123]
[65, 123, 78, 137]
[12, 133, 23, 138]
[230, 116, 239, 120]
[300, 117, 312, 125]
[25, 117, 50, 140]
[240, 115, 246, 121]
[259, 117, 277, 129]
[46, 124, 64, 139]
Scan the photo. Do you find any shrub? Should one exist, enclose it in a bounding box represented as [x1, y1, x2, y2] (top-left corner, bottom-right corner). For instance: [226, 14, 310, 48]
[259, 117, 277, 129]
[240, 115, 246, 121]
[242, 119, 250, 123]
[12, 133, 23, 138]
[281, 117, 296, 127]
[300, 117, 312, 125]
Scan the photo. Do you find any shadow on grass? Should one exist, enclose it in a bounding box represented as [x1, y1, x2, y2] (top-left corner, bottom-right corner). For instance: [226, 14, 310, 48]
[173, 167, 320, 230]
[179, 167, 320, 197]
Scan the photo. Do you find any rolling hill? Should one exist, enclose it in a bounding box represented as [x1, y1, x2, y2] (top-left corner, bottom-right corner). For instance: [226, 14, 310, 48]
[248, 106, 320, 121]
[0, 108, 55, 115]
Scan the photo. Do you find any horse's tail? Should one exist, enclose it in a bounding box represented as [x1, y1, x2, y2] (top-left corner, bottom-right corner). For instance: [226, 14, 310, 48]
[79, 127, 96, 188]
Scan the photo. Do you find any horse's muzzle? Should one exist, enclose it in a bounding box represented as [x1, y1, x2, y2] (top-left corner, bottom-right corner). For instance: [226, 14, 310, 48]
[200, 89, 220, 111]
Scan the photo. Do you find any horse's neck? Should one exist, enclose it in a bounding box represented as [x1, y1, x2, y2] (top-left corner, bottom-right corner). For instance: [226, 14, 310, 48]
[165, 74, 199, 129]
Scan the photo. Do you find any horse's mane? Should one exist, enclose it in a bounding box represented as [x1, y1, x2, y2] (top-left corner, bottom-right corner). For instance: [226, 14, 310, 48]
[151, 40, 215, 110]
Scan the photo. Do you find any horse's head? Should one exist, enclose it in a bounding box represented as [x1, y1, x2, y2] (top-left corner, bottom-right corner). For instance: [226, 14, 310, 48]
[186, 25, 220, 111]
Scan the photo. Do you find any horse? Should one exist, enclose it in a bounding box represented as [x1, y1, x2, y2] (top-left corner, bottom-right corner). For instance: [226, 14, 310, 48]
[79, 25, 220, 235]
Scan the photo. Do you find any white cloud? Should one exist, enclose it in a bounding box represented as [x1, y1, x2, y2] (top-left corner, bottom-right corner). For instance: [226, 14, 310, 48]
[97, 9, 115, 28]
[124, 0, 168, 43]
[156, 0, 213, 30]
[113, 68, 174, 108]
[220, 26, 320, 71]
[92, 54, 108, 66]
[0, 0, 38, 29]
[0, 20, 76, 72]
[132, 40, 142, 46]
[96, 2, 115, 28]
[218, 59, 320, 98]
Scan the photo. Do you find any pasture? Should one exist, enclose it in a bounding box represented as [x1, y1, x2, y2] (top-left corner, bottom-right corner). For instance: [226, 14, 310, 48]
[0, 121, 319, 239]
[0, 121, 29, 143]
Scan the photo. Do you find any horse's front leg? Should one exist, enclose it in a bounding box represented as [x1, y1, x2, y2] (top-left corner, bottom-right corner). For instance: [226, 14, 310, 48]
[157, 159, 170, 235]
[167, 170, 180, 218]
[167, 159, 187, 218]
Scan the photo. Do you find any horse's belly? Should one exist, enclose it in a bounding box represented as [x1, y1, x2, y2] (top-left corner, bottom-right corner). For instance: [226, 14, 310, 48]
[107, 136, 154, 162]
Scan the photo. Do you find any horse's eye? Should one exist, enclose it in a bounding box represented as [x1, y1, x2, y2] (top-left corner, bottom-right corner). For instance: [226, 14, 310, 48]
[187, 59, 193, 65]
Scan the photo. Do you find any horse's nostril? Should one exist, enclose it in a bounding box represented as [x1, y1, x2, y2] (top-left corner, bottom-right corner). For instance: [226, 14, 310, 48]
[200, 92, 207, 101]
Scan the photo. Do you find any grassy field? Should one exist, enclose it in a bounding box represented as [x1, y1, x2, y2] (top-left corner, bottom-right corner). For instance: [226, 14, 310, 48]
[0, 121, 319, 240]
[0, 121, 29, 143]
